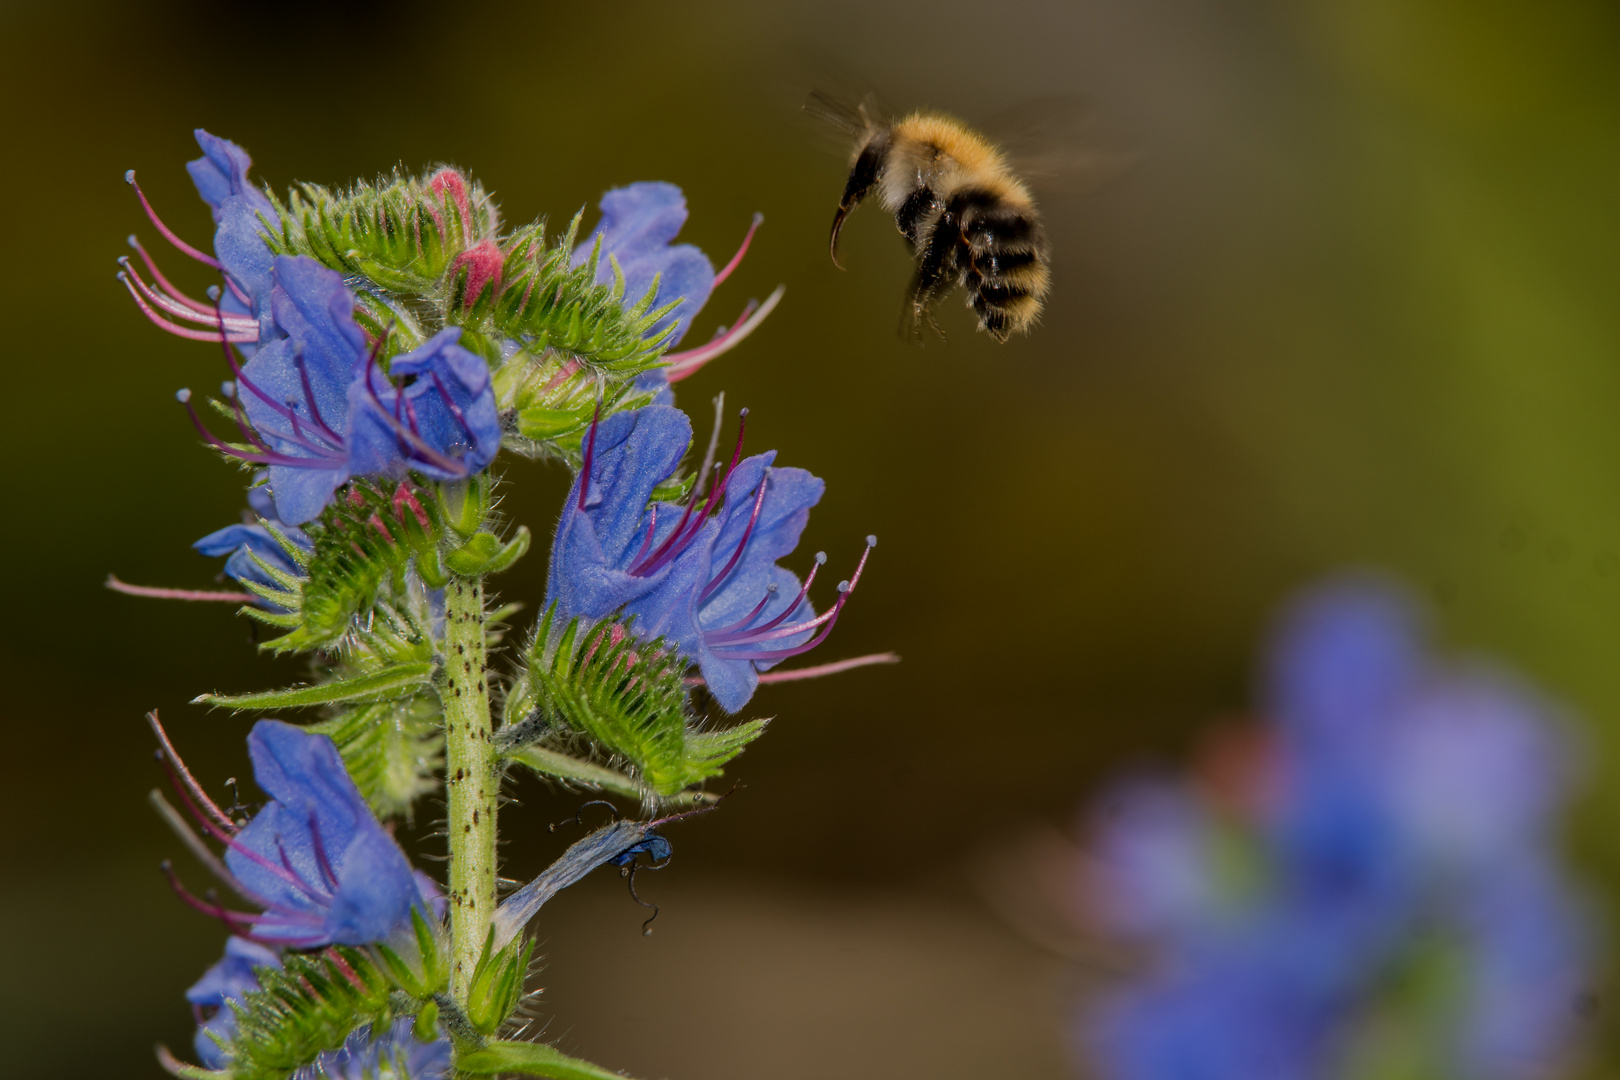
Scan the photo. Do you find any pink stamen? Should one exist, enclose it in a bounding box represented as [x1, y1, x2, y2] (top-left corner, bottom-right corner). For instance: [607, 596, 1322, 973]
[686, 651, 900, 688]
[709, 584, 778, 635]
[202, 307, 342, 458]
[707, 598, 841, 647]
[157, 749, 322, 900]
[304, 817, 343, 893]
[220, 379, 275, 455]
[710, 539, 874, 658]
[126, 169, 221, 269]
[712, 212, 764, 288]
[734, 554, 824, 637]
[223, 273, 253, 308]
[629, 502, 661, 568]
[109, 576, 255, 603]
[120, 259, 255, 329]
[178, 390, 341, 467]
[429, 370, 479, 443]
[159, 1045, 208, 1079]
[632, 409, 749, 576]
[120, 273, 255, 342]
[161, 862, 262, 927]
[148, 711, 236, 832]
[293, 355, 342, 444]
[126, 234, 215, 315]
[577, 403, 602, 511]
[274, 836, 334, 902]
[699, 470, 771, 603]
[665, 286, 784, 384]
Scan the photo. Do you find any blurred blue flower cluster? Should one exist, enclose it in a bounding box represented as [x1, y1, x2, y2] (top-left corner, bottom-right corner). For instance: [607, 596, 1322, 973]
[1079, 576, 1595, 1080]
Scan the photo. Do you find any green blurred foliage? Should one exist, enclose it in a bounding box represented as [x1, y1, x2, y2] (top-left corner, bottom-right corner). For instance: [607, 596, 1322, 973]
[3, 0, 1620, 1075]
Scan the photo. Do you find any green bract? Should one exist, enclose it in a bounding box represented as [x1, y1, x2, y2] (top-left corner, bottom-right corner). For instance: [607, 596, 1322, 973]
[507, 607, 769, 802]
[258, 168, 679, 408]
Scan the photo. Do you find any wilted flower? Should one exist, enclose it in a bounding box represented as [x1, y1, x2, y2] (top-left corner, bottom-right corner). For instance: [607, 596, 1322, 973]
[545, 405, 872, 712]
[1078, 576, 1594, 1080]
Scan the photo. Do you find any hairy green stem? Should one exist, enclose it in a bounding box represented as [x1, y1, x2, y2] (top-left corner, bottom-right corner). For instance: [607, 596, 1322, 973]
[440, 574, 497, 1005]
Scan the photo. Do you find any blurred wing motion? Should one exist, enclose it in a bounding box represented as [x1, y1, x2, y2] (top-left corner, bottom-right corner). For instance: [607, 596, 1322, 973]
[986, 93, 1134, 195]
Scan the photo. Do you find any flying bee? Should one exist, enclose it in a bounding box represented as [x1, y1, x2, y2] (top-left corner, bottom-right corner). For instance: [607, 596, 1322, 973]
[813, 93, 1052, 343]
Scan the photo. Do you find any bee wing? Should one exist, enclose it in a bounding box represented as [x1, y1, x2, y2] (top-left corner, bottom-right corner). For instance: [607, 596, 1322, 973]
[987, 94, 1135, 196]
[803, 89, 869, 137]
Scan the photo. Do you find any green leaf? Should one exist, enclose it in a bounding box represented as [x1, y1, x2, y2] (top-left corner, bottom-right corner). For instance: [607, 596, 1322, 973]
[505, 745, 646, 801]
[458, 1040, 640, 1080]
[194, 662, 434, 710]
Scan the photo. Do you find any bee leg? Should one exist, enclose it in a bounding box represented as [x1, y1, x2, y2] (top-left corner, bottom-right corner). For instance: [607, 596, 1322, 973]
[902, 210, 969, 342]
[831, 137, 889, 269]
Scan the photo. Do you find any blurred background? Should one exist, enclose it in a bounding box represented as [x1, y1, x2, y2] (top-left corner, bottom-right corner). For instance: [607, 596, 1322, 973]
[4, 0, 1620, 1076]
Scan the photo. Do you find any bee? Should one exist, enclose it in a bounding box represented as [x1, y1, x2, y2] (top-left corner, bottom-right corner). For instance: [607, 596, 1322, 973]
[815, 94, 1051, 343]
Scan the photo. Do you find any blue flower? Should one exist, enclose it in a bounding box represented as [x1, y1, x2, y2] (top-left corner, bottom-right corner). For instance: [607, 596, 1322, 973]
[1079, 576, 1593, 1080]
[178, 257, 504, 525]
[545, 407, 870, 713]
[576, 183, 714, 350]
[224, 256, 367, 524]
[623, 447, 838, 713]
[576, 183, 778, 399]
[545, 405, 695, 619]
[221, 720, 436, 948]
[187, 129, 273, 219]
[348, 327, 503, 483]
[291, 1018, 450, 1080]
[186, 938, 281, 1069]
[194, 483, 312, 602]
